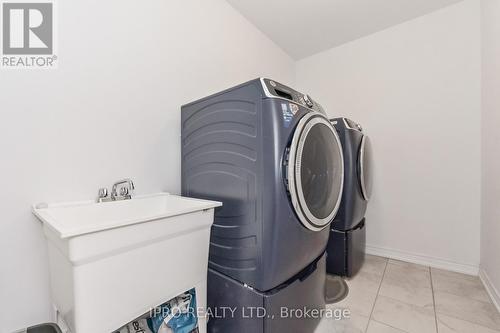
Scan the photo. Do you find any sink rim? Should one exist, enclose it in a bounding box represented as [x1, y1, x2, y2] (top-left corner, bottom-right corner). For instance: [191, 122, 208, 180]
[32, 192, 222, 239]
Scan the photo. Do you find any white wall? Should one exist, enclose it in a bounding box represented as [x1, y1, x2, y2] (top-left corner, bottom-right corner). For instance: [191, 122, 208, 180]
[480, 0, 500, 308]
[296, 0, 482, 273]
[0, 0, 294, 331]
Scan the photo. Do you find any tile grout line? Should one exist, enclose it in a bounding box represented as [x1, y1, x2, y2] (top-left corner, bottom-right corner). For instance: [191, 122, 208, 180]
[366, 258, 389, 332]
[429, 267, 439, 333]
[363, 258, 499, 333]
[431, 267, 500, 331]
[373, 293, 433, 309]
[426, 295, 500, 332]
[370, 319, 411, 333]
[386, 260, 500, 332]
[432, 270, 496, 303]
[431, 289, 494, 305]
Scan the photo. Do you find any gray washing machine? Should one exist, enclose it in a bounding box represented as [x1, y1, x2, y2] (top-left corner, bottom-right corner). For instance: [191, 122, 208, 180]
[326, 118, 373, 277]
[181, 78, 344, 333]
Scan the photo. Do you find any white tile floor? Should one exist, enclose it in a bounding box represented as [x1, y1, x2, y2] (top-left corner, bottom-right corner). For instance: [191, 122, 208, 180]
[316, 255, 500, 333]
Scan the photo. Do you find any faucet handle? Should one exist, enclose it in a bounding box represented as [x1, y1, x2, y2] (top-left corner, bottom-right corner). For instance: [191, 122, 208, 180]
[110, 178, 135, 200]
[97, 188, 109, 203]
[120, 187, 129, 196]
[98, 188, 108, 198]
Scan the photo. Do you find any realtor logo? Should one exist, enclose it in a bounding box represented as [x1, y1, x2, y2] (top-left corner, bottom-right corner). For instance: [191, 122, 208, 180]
[1, 1, 57, 68]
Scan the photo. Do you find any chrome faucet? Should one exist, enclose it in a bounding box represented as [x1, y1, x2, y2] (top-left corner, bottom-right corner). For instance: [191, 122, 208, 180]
[97, 188, 109, 203]
[97, 178, 135, 202]
[111, 179, 135, 200]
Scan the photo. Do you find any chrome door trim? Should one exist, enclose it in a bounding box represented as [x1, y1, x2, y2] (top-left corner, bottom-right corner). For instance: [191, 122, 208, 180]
[287, 113, 344, 231]
[359, 135, 371, 201]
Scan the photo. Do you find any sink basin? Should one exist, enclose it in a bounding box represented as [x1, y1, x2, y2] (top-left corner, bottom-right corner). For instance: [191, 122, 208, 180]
[34, 192, 222, 239]
[33, 193, 221, 333]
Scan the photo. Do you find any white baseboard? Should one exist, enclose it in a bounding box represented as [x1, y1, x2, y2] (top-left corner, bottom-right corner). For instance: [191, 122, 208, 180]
[366, 244, 479, 276]
[479, 268, 500, 313]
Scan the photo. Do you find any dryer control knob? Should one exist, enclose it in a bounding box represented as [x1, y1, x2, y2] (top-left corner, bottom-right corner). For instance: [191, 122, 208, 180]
[303, 94, 314, 108]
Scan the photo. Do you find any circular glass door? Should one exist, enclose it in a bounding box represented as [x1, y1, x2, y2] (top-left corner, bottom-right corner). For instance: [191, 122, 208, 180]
[358, 135, 373, 201]
[287, 113, 344, 231]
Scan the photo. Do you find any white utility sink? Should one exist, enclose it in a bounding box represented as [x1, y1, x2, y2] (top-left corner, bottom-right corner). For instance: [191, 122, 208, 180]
[33, 193, 221, 333]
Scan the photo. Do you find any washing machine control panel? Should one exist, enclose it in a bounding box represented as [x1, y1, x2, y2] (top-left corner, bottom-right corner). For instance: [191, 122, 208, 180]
[261, 78, 325, 114]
